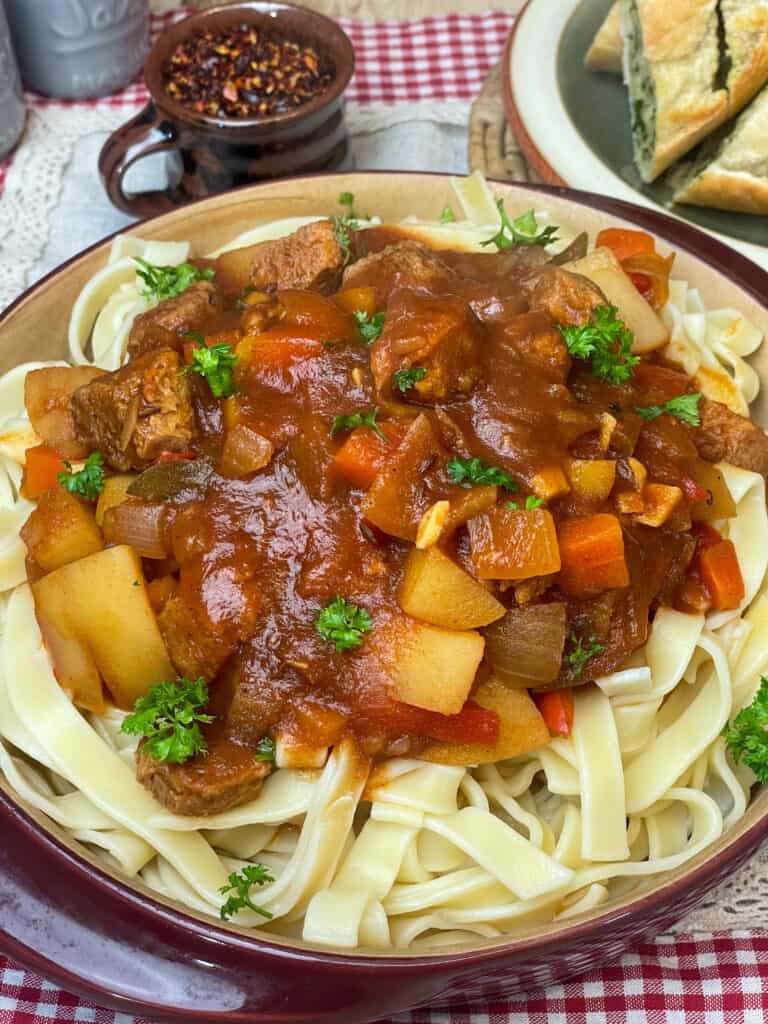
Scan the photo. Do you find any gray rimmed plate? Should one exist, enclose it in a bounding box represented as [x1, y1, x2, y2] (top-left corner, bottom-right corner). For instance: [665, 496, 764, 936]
[504, 0, 768, 267]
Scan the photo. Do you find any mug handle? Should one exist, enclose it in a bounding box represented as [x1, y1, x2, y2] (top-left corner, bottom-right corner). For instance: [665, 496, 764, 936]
[99, 101, 181, 218]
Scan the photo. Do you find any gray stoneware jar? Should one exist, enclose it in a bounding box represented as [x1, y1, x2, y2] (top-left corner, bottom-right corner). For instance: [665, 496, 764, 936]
[5, 0, 150, 99]
[0, 1, 25, 160]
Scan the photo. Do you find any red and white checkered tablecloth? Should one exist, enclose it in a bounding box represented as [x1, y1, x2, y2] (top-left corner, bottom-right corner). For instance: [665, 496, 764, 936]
[1, 932, 767, 1023]
[1, 7, 767, 1022]
[0, 8, 515, 197]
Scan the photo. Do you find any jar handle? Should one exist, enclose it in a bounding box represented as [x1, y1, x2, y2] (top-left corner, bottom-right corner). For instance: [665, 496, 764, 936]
[98, 101, 180, 217]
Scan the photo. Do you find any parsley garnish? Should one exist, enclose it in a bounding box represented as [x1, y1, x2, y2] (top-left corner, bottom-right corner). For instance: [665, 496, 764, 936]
[507, 495, 545, 511]
[255, 736, 276, 763]
[134, 258, 214, 304]
[121, 677, 214, 764]
[482, 200, 560, 249]
[219, 864, 274, 921]
[635, 392, 702, 427]
[565, 633, 605, 681]
[447, 456, 517, 492]
[331, 192, 361, 265]
[392, 367, 427, 393]
[57, 452, 105, 501]
[559, 305, 640, 385]
[185, 340, 238, 398]
[330, 407, 387, 442]
[354, 310, 385, 345]
[440, 205, 456, 223]
[316, 595, 373, 652]
[725, 676, 768, 784]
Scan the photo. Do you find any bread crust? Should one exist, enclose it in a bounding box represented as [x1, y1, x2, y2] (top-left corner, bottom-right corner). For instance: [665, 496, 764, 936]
[639, 0, 719, 62]
[628, 0, 768, 181]
[674, 167, 768, 214]
[722, 0, 768, 113]
[585, 2, 623, 73]
[673, 84, 768, 213]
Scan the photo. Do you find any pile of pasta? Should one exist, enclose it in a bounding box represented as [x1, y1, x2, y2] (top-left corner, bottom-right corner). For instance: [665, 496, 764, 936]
[0, 197, 766, 951]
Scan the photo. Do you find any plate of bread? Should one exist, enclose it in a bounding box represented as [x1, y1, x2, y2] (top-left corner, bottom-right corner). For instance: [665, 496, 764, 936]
[505, 0, 768, 266]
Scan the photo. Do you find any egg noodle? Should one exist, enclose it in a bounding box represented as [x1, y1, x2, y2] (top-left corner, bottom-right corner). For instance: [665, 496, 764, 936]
[0, 177, 766, 950]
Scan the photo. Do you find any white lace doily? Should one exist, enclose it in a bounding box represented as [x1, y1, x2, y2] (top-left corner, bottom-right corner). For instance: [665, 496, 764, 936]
[0, 95, 766, 935]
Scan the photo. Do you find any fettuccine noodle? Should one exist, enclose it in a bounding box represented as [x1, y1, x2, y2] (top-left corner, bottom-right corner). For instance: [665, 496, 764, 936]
[0, 195, 765, 952]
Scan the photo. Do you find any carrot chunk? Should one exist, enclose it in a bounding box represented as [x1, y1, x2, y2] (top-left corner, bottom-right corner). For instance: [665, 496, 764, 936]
[236, 327, 324, 371]
[21, 444, 68, 500]
[534, 688, 574, 738]
[557, 513, 629, 597]
[331, 421, 409, 490]
[699, 539, 744, 611]
[595, 228, 655, 263]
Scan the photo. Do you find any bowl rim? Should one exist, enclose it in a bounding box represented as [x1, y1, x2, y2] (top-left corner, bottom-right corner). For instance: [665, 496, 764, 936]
[1, 170, 768, 992]
[144, 0, 355, 133]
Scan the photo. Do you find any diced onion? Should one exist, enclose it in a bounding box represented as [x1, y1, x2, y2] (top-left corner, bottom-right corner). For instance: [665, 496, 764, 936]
[102, 500, 167, 559]
[483, 603, 566, 684]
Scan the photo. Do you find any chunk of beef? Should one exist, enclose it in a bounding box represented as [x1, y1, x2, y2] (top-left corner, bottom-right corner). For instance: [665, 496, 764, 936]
[137, 735, 271, 816]
[71, 349, 196, 471]
[371, 289, 483, 402]
[157, 593, 237, 680]
[127, 280, 221, 360]
[343, 241, 455, 307]
[247, 219, 344, 294]
[489, 311, 571, 383]
[695, 399, 768, 475]
[528, 267, 606, 326]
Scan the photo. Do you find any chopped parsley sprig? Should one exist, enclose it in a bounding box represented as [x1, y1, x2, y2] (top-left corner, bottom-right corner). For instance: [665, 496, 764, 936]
[507, 495, 545, 511]
[725, 676, 768, 783]
[440, 205, 456, 223]
[392, 367, 427, 393]
[185, 338, 238, 398]
[560, 305, 640, 385]
[121, 677, 214, 764]
[447, 456, 517, 492]
[565, 633, 605, 681]
[635, 392, 702, 427]
[58, 452, 105, 501]
[255, 736, 276, 763]
[219, 865, 274, 921]
[354, 310, 385, 345]
[134, 258, 214, 303]
[330, 407, 387, 441]
[316, 595, 373, 652]
[482, 201, 560, 249]
[331, 191, 363, 264]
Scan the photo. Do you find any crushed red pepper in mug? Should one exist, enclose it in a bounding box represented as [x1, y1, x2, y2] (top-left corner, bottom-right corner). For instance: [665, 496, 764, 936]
[162, 24, 334, 119]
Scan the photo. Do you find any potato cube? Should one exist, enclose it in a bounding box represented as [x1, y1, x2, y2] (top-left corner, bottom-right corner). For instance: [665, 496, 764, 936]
[32, 545, 174, 712]
[565, 458, 617, 503]
[531, 465, 570, 501]
[420, 676, 549, 766]
[398, 546, 506, 629]
[387, 620, 485, 715]
[635, 483, 683, 527]
[21, 488, 103, 573]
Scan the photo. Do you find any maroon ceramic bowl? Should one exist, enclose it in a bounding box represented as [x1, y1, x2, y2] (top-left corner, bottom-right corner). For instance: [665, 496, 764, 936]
[1, 173, 767, 1023]
[99, 2, 355, 217]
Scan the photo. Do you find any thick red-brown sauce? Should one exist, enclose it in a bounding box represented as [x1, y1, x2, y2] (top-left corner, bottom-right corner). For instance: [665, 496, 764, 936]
[159, 228, 703, 759]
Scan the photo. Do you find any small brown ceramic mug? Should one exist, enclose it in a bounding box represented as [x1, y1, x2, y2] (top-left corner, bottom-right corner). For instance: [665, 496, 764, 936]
[99, 1, 355, 217]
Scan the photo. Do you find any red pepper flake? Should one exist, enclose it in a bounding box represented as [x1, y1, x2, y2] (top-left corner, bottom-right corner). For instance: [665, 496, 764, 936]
[162, 24, 334, 120]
